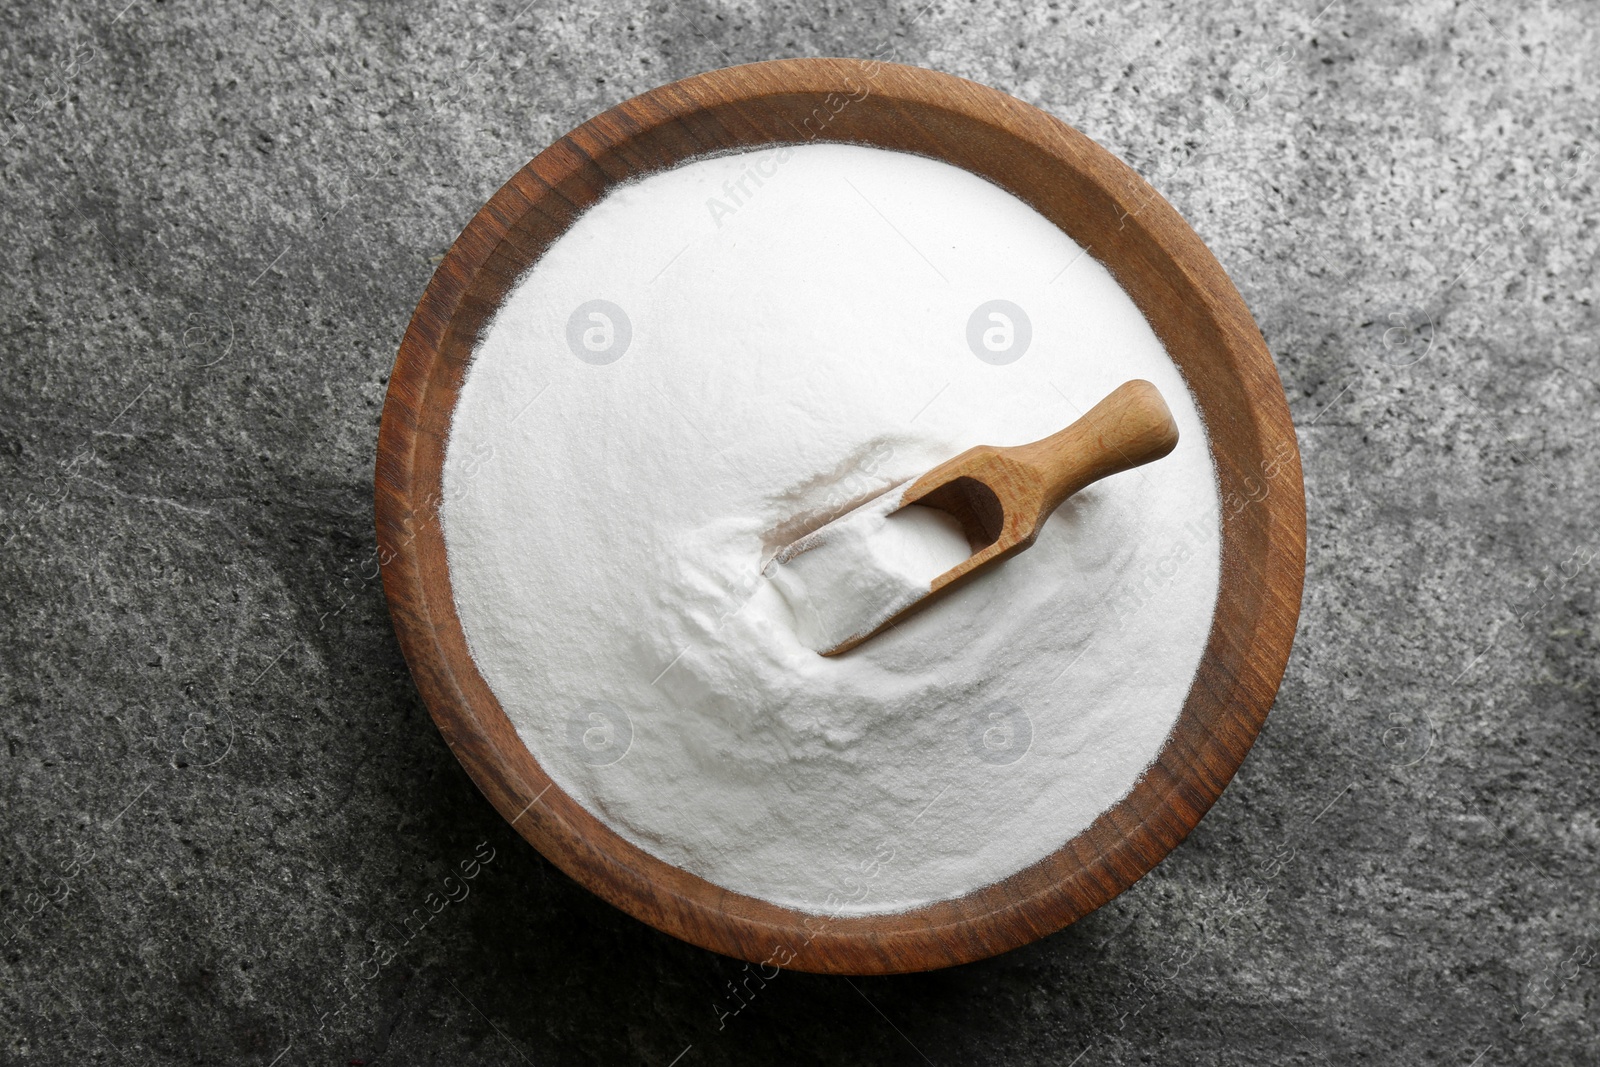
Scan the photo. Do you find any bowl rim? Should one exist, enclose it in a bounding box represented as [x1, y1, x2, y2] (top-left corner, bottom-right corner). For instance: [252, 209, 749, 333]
[375, 57, 1306, 975]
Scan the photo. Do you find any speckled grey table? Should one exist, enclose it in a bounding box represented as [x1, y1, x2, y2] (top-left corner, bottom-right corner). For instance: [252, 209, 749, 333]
[3, 1, 1597, 1063]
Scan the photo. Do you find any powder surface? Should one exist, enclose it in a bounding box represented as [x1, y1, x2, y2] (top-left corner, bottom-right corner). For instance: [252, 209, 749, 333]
[441, 144, 1222, 915]
[765, 488, 972, 654]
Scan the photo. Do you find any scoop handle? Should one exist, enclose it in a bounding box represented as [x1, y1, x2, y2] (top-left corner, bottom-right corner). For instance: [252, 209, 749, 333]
[1006, 379, 1179, 515]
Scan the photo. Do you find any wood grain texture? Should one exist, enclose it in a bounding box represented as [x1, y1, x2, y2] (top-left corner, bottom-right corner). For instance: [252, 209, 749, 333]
[823, 379, 1181, 656]
[375, 58, 1306, 975]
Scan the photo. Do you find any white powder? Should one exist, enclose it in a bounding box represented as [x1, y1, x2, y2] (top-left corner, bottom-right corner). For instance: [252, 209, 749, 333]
[764, 488, 972, 654]
[441, 144, 1221, 915]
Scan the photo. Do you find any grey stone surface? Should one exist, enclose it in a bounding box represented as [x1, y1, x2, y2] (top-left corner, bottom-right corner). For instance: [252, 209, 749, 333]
[2, 0, 1597, 1063]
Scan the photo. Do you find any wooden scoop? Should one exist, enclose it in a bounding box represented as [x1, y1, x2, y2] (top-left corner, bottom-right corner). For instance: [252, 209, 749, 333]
[822, 379, 1180, 655]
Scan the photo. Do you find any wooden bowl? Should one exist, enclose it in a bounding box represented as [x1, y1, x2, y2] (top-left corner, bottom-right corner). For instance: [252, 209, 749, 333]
[376, 58, 1305, 975]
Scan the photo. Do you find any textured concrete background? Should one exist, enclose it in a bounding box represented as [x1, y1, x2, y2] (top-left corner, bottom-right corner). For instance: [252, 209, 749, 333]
[2, 0, 1597, 1063]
